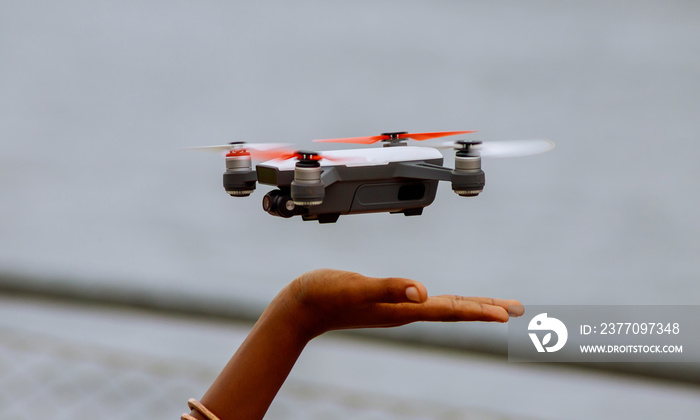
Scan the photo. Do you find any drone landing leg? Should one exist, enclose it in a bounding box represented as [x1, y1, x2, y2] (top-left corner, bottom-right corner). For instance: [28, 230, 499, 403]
[403, 208, 423, 216]
[317, 214, 340, 224]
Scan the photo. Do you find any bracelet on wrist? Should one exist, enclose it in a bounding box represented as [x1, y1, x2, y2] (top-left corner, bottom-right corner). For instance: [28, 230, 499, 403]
[181, 398, 220, 420]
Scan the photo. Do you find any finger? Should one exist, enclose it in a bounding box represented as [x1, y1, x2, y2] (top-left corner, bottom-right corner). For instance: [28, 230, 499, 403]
[431, 297, 510, 322]
[506, 303, 525, 317]
[431, 296, 524, 317]
[363, 276, 428, 305]
[389, 296, 511, 323]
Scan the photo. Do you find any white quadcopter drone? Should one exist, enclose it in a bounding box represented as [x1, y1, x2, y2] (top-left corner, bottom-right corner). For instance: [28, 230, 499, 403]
[190, 130, 553, 223]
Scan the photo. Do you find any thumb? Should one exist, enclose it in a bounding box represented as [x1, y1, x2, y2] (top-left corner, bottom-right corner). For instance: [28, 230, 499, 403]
[367, 277, 428, 304]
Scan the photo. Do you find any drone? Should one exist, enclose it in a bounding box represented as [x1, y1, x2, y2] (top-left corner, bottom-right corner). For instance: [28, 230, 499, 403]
[189, 131, 553, 223]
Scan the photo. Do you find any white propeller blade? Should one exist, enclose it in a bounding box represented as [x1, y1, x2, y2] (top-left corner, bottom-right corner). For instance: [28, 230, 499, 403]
[437, 139, 554, 158]
[185, 142, 291, 154]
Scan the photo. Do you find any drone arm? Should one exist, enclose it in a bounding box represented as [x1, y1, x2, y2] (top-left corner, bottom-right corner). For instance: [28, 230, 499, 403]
[394, 161, 485, 197]
[319, 167, 342, 187]
[393, 162, 453, 182]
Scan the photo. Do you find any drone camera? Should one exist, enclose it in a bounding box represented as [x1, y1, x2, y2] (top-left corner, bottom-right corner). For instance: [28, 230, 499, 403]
[262, 189, 304, 218]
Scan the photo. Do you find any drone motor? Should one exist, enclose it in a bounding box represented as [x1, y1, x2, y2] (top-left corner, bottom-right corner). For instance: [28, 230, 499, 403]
[223, 146, 257, 197]
[380, 131, 409, 147]
[451, 140, 485, 197]
[290, 151, 325, 206]
[186, 141, 293, 197]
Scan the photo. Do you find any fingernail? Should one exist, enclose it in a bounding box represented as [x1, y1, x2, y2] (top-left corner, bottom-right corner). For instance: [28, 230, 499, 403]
[405, 286, 421, 302]
[508, 305, 525, 317]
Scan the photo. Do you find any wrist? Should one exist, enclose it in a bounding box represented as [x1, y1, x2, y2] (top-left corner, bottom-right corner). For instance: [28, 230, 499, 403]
[259, 282, 314, 344]
[270, 279, 324, 342]
[199, 283, 313, 420]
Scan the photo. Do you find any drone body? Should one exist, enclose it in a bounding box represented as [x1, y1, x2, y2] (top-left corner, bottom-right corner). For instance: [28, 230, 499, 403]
[249, 146, 482, 223]
[193, 131, 552, 223]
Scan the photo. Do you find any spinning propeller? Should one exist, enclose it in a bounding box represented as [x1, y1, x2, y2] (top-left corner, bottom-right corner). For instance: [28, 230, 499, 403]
[187, 135, 553, 161]
[435, 139, 555, 158]
[265, 150, 348, 163]
[185, 142, 292, 160]
[312, 130, 553, 158]
[186, 142, 368, 165]
[314, 130, 477, 144]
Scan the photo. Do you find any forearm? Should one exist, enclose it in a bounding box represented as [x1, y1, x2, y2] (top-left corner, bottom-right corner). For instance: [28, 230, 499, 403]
[192, 291, 309, 420]
[183, 270, 521, 419]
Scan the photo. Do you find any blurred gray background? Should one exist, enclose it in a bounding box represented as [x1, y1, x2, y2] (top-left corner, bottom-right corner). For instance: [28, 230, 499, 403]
[1, 0, 699, 418]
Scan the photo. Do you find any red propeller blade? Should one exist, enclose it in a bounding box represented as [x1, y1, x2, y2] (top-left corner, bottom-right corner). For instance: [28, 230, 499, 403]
[263, 151, 298, 161]
[313, 135, 388, 144]
[246, 149, 293, 161]
[314, 130, 476, 144]
[399, 130, 477, 141]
